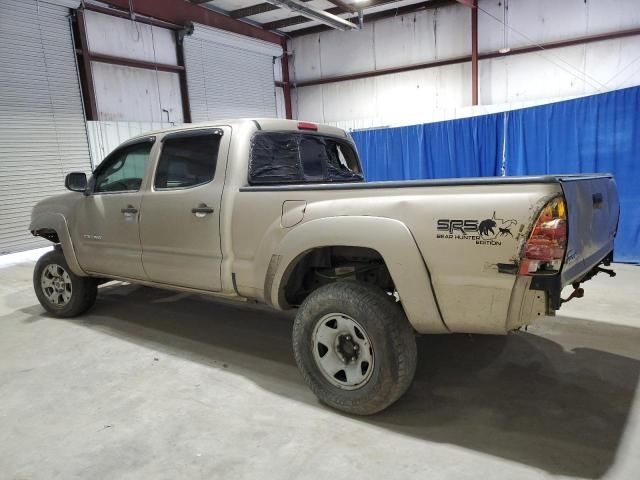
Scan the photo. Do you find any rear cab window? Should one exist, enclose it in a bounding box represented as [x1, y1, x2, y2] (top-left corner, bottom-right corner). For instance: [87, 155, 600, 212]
[249, 132, 363, 185]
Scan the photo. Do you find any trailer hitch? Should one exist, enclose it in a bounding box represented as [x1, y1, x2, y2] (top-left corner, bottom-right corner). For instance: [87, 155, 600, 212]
[561, 262, 616, 304]
[562, 284, 584, 304]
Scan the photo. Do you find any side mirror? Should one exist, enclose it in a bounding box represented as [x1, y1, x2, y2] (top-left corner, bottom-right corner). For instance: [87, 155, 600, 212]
[65, 172, 88, 193]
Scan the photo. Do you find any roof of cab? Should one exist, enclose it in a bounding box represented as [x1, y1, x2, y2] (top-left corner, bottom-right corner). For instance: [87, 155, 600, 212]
[127, 118, 349, 142]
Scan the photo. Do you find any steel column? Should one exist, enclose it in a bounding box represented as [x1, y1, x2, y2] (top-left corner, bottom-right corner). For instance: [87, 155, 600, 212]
[281, 39, 293, 119]
[176, 35, 192, 123]
[471, 0, 478, 105]
[75, 10, 98, 120]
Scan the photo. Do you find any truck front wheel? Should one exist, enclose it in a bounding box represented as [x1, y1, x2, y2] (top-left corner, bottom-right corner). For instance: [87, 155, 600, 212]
[292, 282, 417, 415]
[33, 249, 97, 318]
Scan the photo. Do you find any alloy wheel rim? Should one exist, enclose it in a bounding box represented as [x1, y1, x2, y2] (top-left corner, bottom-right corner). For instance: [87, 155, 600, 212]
[311, 313, 374, 390]
[41, 264, 72, 307]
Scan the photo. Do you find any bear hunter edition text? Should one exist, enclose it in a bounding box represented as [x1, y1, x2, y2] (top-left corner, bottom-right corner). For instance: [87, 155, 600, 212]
[436, 214, 518, 246]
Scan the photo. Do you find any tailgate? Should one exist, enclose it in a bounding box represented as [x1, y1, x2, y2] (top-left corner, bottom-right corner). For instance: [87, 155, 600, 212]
[559, 174, 619, 285]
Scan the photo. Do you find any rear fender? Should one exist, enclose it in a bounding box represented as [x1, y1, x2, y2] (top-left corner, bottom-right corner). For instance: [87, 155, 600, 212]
[270, 216, 448, 334]
[30, 213, 86, 276]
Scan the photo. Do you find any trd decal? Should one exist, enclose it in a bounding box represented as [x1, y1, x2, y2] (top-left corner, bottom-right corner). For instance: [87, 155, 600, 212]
[436, 212, 518, 246]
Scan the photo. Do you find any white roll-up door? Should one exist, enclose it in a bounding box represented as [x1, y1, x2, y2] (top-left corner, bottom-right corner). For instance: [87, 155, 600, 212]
[0, 0, 91, 254]
[183, 24, 283, 122]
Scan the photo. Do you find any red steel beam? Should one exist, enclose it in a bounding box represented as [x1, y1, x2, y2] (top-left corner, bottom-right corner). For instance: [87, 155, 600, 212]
[471, 0, 478, 105]
[326, 0, 357, 14]
[175, 36, 193, 123]
[84, 51, 186, 73]
[96, 0, 283, 44]
[84, 2, 183, 30]
[292, 26, 640, 88]
[76, 10, 98, 120]
[280, 38, 293, 119]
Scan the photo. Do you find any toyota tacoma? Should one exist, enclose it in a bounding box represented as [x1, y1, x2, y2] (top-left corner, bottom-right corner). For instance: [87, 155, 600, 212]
[30, 119, 620, 414]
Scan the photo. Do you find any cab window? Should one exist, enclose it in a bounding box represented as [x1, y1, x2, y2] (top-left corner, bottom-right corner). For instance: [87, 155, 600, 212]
[249, 132, 362, 185]
[154, 131, 222, 190]
[94, 141, 153, 193]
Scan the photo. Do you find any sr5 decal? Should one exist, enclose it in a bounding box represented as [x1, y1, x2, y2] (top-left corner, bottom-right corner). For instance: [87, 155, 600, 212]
[436, 212, 519, 246]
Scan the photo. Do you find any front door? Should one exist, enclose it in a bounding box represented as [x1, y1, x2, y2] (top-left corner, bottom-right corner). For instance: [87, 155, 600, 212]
[73, 137, 155, 279]
[139, 127, 229, 291]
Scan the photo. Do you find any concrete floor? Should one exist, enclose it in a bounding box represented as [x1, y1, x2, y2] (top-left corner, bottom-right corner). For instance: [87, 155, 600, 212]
[1, 260, 639, 480]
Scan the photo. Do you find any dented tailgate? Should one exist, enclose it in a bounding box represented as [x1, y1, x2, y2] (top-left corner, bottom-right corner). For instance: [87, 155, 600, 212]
[559, 174, 619, 285]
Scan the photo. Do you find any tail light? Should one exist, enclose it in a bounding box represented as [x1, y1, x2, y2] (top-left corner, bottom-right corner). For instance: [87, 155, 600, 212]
[519, 196, 567, 275]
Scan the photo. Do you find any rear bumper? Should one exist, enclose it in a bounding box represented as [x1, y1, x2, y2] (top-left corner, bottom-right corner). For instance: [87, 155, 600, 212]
[529, 250, 614, 312]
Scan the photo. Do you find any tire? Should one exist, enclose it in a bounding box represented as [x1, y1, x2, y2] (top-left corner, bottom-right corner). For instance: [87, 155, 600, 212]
[33, 249, 97, 318]
[292, 281, 417, 415]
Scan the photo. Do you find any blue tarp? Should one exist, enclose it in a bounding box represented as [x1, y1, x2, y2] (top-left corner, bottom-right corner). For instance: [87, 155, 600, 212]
[351, 86, 640, 263]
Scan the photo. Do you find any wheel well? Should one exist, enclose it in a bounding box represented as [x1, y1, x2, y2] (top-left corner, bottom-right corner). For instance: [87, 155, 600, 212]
[33, 228, 60, 244]
[280, 246, 394, 307]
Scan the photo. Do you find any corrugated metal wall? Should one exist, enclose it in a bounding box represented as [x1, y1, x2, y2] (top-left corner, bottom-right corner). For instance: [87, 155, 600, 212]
[0, 0, 91, 254]
[184, 24, 283, 122]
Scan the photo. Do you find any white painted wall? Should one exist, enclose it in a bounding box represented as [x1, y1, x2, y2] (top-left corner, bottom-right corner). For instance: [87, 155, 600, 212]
[290, 0, 640, 129]
[85, 10, 178, 65]
[84, 10, 184, 123]
[91, 62, 184, 123]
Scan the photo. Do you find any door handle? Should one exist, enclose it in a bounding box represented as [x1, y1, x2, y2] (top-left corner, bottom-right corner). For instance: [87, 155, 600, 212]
[121, 206, 138, 214]
[192, 206, 214, 214]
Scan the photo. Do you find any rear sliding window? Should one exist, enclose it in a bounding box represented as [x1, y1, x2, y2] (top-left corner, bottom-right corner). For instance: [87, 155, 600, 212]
[248, 132, 362, 185]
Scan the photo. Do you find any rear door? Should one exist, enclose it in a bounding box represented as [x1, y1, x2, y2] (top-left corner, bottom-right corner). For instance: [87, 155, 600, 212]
[139, 127, 230, 291]
[559, 174, 620, 284]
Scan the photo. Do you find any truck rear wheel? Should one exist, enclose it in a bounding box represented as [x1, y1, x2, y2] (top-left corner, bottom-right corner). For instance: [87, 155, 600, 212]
[33, 249, 97, 318]
[292, 282, 417, 415]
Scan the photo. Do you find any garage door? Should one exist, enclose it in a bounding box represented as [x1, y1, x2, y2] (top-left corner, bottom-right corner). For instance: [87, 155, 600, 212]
[183, 23, 283, 122]
[0, 0, 91, 254]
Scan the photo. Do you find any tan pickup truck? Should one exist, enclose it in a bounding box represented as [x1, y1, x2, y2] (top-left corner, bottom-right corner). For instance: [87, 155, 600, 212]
[30, 118, 619, 414]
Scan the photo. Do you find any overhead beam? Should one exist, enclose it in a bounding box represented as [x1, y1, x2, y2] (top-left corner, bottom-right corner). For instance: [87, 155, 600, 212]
[325, 0, 357, 14]
[230, 0, 313, 19]
[263, 7, 342, 30]
[260, 0, 358, 30]
[84, 2, 183, 30]
[290, 0, 455, 36]
[79, 50, 185, 73]
[94, 0, 283, 44]
[231, 3, 279, 18]
[290, 26, 640, 87]
[231, 0, 353, 19]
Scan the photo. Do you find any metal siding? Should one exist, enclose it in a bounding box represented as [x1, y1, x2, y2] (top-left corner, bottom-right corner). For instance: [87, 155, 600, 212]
[0, 0, 92, 254]
[184, 24, 283, 122]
